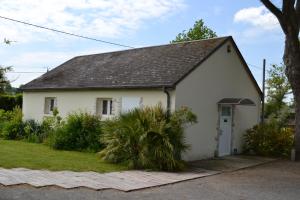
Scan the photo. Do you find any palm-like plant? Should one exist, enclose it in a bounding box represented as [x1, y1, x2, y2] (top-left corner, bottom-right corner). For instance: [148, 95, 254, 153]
[99, 105, 197, 171]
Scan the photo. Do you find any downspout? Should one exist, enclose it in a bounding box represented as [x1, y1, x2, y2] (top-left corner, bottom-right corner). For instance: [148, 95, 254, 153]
[163, 87, 171, 118]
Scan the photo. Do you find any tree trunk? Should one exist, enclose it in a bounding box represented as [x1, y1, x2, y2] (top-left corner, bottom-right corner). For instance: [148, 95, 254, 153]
[284, 33, 300, 161]
[295, 93, 300, 160]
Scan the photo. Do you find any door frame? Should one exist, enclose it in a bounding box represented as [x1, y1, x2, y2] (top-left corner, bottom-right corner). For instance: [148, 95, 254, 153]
[217, 104, 234, 157]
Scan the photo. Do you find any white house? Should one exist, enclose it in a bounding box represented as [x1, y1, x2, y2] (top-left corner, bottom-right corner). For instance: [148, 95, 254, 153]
[21, 36, 262, 161]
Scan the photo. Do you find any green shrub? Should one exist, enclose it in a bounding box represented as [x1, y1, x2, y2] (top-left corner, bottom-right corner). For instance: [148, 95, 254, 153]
[0, 94, 22, 111]
[2, 107, 26, 140]
[0, 106, 59, 143]
[40, 108, 62, 144]
[99, 105, 197, 171]
[24, 120, 51, 143]
[244, 122, 294, 157]
[49, 112, 102, 152]
[0, 109, 14, 133]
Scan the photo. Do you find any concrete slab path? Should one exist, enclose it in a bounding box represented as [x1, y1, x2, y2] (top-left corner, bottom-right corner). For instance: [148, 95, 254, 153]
[188, 155, 275, 172]
[0, 156, 275, 191]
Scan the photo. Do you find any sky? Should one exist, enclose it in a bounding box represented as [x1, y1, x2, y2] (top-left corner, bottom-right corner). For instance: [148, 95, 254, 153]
[0, 0, 285, 88]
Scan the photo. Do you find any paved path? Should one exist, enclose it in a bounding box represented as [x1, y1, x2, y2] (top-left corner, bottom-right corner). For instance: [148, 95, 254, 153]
[0, 156, 274, 191]
[0, 160, 298, 200]
[0, 168, 217, 191]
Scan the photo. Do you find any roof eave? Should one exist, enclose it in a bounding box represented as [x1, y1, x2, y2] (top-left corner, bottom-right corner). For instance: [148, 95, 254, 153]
[21, 85, 176, 92]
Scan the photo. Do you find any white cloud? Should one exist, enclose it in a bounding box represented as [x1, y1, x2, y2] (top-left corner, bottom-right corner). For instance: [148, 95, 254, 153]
[232, 6, 283, 40]
[0, 0, 185, 43]
[234, 6, 279, 30]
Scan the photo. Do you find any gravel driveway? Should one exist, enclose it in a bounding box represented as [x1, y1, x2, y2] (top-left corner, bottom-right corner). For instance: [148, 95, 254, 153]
[0, 160, 299, 200]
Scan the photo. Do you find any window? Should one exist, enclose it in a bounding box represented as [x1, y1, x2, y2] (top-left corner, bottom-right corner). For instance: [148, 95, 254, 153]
[221, 106, 231, 116]
[96, 98, 113, 117]
[44, 97, 57, 114]
[121, 97, 141, 113]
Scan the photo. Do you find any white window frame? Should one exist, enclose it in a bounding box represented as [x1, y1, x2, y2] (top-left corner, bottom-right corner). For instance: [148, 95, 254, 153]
[96, 98, 114, 118]
[44, 97, 57, 115]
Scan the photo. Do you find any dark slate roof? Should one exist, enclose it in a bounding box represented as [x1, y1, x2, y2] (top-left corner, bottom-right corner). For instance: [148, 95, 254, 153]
[21, 36, 261, 96]
[21, 37, 230, 90]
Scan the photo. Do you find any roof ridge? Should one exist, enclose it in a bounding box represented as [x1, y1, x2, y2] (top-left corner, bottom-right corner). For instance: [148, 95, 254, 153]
[74, 36, 231, 59]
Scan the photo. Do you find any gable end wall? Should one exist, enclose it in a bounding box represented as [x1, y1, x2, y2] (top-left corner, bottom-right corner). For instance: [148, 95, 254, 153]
[175, 40, 261, 161]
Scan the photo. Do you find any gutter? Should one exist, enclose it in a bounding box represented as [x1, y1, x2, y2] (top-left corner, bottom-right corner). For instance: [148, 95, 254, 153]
[163, 87, 171, 117]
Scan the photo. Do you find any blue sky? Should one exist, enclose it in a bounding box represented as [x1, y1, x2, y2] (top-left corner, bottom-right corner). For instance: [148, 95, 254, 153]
[0, 0, 284, 87]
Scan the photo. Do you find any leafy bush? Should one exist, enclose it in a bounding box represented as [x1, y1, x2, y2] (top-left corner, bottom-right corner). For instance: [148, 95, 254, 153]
[99, 105, 197, 171]
[1, 107, 26, 140]
[0, 107, 53, 143]
[49, 112, 102, 152]
[0, 109, 15, 132]
[0, 94, 22, 111]
[40, 108, 62, 144]
[244, 122, 294, 157]
[24, 120, 51, 143]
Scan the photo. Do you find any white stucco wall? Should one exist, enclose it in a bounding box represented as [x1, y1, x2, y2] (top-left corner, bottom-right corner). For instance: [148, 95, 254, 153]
[175, 41, 261, 161]
[23, 89, 174, 121]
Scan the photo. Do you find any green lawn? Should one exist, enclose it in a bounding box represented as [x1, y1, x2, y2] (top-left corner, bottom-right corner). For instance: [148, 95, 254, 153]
[0, 139, 127, 173]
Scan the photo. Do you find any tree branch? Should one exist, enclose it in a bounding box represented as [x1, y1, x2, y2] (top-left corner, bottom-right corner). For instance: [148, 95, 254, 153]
[261, 0, 288, 33]
[261, 0, 284, 20]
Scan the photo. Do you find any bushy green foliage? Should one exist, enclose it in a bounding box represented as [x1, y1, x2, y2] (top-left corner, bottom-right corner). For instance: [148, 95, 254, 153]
[49, 112, 102, 152]
[24, 120, 51, 143]
[171, 19, 217, 43]
[244, 122, 294, 157]
[0, 109, 15, 131]
[0, 107, 54, 143]
[1, 107, 102, 151]
[99, 105, 197, 171]
[265, 64, 293, 124]
[0, 94, 22, 111]
[1, 107, 25, 140]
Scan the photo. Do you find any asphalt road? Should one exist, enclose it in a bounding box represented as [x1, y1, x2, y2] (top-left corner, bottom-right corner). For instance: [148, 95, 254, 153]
[0, 160, 299, 200]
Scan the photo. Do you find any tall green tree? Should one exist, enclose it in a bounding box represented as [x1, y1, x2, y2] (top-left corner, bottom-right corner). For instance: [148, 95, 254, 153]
[1, 39, 12, 94]
[0, 66, 12, 94]
[265, 64, 292, 118]
[171, 19, 217, 43]
[265, 64, 293, 126]
[260, 0, 300, 160]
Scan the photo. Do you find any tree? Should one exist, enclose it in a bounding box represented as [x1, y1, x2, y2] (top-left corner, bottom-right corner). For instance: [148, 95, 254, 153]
[171, 19, 217, 43]
[265, 64, 293, 126]
[265, 64, 292, 117]
[0, 66, 12, 94]
[260, 0, 300, 160]
[1, 38, 13, 94]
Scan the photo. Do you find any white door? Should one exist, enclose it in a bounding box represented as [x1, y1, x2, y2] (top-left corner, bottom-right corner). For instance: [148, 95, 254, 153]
[218, 105, 232, 156]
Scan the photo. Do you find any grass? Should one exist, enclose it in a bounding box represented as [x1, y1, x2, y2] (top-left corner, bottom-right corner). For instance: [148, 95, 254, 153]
[0, 139, 127, 173]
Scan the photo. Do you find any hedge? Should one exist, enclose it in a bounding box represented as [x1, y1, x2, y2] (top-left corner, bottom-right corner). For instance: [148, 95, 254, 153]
[0, 94, 22, 111]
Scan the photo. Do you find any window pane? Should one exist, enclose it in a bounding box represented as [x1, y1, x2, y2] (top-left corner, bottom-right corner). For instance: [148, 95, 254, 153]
[102, 100, 108, 114]
[50, 99, 55, 111]
[109, 100, 113, 115]
[221, 106, 231, 116]
[44, 98, 50, 114]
